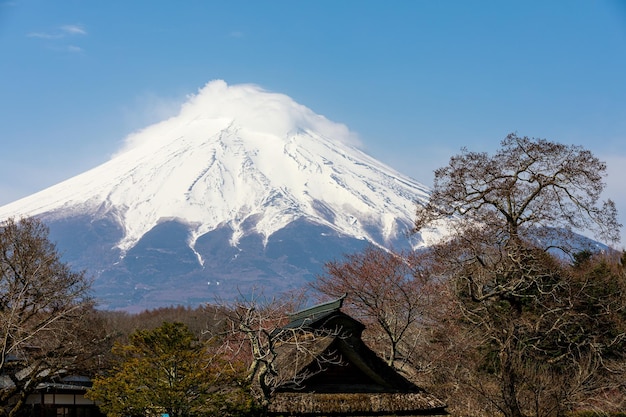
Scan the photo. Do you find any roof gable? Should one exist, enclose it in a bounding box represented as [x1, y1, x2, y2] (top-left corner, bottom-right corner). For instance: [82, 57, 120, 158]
[267, 295, 448, 415]
[274, 295, 419, 393]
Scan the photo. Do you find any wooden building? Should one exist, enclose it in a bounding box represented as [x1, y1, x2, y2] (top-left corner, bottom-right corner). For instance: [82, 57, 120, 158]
[267, 295, 447, 416]
[24, 375, 105, 417]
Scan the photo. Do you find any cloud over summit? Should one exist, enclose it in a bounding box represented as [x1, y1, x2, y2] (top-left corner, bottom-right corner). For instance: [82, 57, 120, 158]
[119, 80, 361, 153]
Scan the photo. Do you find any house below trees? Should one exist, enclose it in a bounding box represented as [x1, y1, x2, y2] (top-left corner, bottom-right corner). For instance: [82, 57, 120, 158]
[24, 376, 104, 417]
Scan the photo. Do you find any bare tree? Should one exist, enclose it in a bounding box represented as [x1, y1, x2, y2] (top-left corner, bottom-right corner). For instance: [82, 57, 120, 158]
[414, 135, 625, 417]
[415, 133, 621, 250]
[0, 217, 101, 417]
[312, 246, 441, 367]
[211, 291, 342, 415]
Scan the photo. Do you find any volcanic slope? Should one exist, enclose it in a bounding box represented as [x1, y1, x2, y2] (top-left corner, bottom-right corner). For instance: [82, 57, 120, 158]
[0, 80, 436, 310]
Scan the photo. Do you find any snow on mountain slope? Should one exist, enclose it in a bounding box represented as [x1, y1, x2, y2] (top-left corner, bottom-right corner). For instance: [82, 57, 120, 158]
[0, 80, 432, 260]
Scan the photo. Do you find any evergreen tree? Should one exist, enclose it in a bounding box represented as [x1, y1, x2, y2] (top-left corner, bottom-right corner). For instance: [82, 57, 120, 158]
[88, 321, 255, 417]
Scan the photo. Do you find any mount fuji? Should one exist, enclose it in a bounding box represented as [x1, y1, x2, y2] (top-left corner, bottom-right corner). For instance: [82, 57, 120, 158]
[0, 80, 437, 311]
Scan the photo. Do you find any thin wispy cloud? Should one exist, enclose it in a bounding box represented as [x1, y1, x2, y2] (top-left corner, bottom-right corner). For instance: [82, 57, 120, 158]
[27, 32, 63, 39]
[61, 24, 87, 36]
[65, 45, 83, 53]
[27, 24, 87, 40]
[27, 24, 87, 53]
[229, 30, 244, 38]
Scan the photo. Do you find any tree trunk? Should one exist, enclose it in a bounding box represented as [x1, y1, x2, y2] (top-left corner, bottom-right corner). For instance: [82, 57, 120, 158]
[501, 348, 524, 417]
[388, 341, 397, 367]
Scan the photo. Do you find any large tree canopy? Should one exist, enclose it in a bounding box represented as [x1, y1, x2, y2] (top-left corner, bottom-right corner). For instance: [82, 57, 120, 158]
[88, 321, 253, 417]
[415, 133, 621, 249]
[414, 135, 626, 417]
[0, 217, 99, 417]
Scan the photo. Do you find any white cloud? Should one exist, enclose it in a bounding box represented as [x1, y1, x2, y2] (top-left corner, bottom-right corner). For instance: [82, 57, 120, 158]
[183, 80, 361, 145]
[65, 45, 83, 53]
[115, 80, 362, 156]
[120, 91, 187, 133]
[27, 31, 63, 39]
[26, 24, 87, 54]
[27, 24, 87, 41]
[61, 24, 87, 36]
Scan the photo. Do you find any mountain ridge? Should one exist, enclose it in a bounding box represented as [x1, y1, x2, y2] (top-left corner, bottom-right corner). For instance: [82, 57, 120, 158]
[0, 80, 436, 310]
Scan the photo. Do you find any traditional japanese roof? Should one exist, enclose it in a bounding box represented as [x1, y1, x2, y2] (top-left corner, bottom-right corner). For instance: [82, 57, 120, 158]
[269, 392, 447, 416]
[283, 293, 352, 330]
[33, 375, 94, 392]
[267, 295, 447, 416]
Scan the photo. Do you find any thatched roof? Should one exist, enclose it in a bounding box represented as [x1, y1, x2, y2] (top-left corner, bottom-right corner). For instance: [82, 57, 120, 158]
[271, 331, 423, 394]
[269, 392, 447, 416]
[271, 333, 336, 390]
[265, 295, 448, 415]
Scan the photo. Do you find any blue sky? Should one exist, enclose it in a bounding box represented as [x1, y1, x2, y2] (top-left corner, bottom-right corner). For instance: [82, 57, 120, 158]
[1, 0, 625, 245]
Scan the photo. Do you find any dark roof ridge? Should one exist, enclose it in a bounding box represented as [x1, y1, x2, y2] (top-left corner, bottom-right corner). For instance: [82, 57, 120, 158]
[288, 293, 347, 323]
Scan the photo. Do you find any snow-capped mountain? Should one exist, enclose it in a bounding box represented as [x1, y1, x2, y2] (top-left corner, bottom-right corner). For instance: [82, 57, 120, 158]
[0, 80, 435, 310]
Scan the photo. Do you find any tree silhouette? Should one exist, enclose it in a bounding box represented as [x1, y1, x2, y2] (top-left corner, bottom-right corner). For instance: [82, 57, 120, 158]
[313, 246, 441, 367]
[414, 135, 625, 417]
[0, 217, 100, 417]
